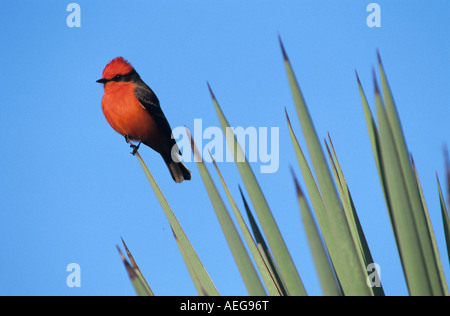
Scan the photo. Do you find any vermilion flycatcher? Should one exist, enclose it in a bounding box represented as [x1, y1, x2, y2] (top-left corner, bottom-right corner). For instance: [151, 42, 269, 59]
[97, 57, 191, 183]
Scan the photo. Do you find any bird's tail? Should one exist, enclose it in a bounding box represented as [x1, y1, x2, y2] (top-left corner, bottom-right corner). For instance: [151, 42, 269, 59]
[164, 158, 191, 183]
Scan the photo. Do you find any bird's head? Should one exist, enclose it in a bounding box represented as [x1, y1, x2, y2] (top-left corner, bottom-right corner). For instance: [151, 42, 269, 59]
[96, 57, 136, 84]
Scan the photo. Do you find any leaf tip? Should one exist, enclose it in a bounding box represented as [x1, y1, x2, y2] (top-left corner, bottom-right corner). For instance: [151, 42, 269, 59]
[376, 49, 383, 66]
[285, 108, 292, 125]
[289, 165, 304, 197]
[278, 33, 288, 61]
[238, 184, 244, 196]
[372, 67, 380, 95]
[206, 81, 216, 100]
[355, 69, 362, 86]
[116, 244, 126, 261]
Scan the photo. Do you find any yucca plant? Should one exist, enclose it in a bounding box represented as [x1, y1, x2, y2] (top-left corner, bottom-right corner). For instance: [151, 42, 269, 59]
[117, 37, 450, 296]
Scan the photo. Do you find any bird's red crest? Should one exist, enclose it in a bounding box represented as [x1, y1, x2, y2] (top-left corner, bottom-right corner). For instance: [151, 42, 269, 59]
[102, 57, 134, 79]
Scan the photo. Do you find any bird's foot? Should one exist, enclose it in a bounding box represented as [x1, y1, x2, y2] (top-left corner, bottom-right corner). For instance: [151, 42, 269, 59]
[130, 141, 142, 156]
[124, 135, 131, 144]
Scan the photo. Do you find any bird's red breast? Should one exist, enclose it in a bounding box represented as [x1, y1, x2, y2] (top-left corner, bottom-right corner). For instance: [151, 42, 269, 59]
[101, 81, 168, 154]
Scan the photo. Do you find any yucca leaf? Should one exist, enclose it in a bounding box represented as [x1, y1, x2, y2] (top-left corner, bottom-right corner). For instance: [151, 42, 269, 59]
[374, 77, 433, 295]
[120, 238, 153, 295]
[437, 174, 450, 270]
[291, 169, 341, 296]
[285, 110, 330, 238]
[134, 151, 219, 296]
[209, 155, 281, 296]
[410, 156, 431, 223]
[238, 187, 288, 296]
[377, 53, 445, 296]
[411, 157, 449, 296]
[445, 145, 450, 222]
[356, 72, 394, 228]
[324, 138, 360, 253]
[116, 245, 153, 296]
[286, 110, 339, 262]
[186, 129, 267, 296]
[286, 110, 351, 294]
[325, 136, 385, 296]
[170, 228, 209, 295]
[208, 83, 307, 296]
[280, 36, 370, 296]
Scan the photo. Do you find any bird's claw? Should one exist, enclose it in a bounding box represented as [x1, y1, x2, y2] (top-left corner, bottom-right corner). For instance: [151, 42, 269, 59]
[124, 135, 140, 155]
[130, 141, 141, 156]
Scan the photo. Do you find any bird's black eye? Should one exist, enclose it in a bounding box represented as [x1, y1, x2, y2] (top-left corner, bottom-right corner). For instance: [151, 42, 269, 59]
[114, 74, 122, 81]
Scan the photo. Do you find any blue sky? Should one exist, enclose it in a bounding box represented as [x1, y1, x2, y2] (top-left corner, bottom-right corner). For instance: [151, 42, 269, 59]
[1, 1, 449, 296]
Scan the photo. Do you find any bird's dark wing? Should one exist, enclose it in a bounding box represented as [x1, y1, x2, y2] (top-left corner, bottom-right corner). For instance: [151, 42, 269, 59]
[134, 81, 180, 154]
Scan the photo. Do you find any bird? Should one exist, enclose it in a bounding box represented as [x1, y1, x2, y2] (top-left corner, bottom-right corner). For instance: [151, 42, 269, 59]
[97, 57, 191, 183]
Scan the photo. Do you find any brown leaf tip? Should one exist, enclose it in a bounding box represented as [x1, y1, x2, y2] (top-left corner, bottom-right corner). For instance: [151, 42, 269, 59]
[376, 49, 383, 66]
[278, 33, 289, 61]
[206, 81, 216, 100]
[372, 67, 380, 95]
[289, 165, 304, 197]
[355, 70, 362, 86]
[116, 245, 127, 262]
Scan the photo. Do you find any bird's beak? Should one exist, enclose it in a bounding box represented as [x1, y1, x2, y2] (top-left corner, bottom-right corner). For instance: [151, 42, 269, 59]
[96, 78, 108, 84]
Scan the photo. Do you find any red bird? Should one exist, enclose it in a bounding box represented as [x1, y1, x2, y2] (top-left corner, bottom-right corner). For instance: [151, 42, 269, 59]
[97, 57, 191, 183]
